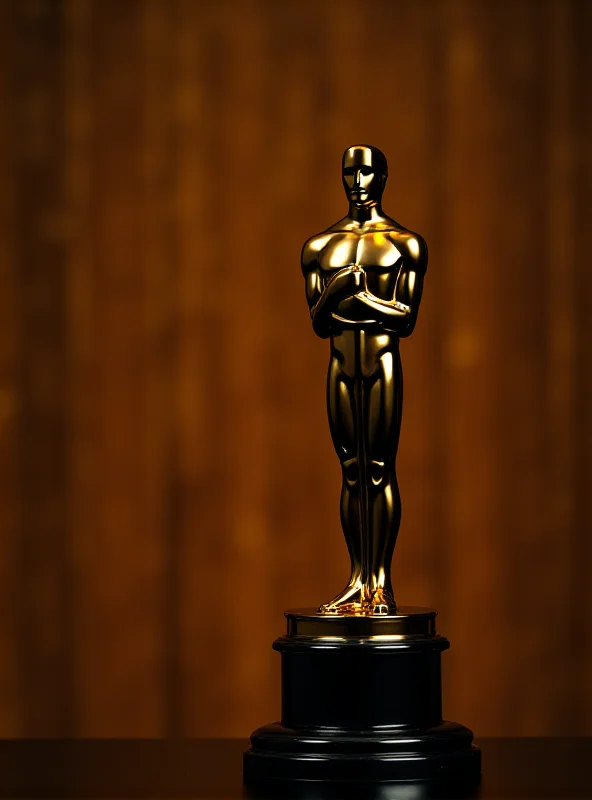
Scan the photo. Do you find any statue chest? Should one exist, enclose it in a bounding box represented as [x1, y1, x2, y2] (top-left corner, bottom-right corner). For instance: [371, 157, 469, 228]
[320, 233, 403, 299]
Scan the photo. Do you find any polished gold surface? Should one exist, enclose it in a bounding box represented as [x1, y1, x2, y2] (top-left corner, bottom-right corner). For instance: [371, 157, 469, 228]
[285, 608, 437, 640]
[302, 145, 427, 617]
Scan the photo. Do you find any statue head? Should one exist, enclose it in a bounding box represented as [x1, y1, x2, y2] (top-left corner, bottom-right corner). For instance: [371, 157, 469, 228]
[342, 144, 388, 207]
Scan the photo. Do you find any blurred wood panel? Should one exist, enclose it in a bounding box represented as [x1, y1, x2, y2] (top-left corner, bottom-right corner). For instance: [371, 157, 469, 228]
[572, 0, 592, 732]
[0, 0, 21, 737]
[0, 0, 590, 736]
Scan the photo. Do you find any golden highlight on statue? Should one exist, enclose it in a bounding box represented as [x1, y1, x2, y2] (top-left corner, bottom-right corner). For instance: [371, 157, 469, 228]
[301, 144, 428, 616]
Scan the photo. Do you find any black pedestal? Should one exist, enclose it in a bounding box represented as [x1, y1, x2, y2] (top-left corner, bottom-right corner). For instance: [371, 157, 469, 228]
[244, 608, 481, 785]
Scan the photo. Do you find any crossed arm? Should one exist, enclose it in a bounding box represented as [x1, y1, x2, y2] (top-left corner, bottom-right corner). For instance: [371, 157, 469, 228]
[302, 238, 427, 339]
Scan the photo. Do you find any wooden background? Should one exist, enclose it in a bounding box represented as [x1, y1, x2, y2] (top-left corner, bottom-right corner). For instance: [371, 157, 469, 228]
[0, 0, 591, 737]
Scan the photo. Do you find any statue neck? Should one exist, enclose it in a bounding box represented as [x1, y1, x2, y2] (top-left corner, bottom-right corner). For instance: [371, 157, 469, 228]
[348, 201, 385, 225]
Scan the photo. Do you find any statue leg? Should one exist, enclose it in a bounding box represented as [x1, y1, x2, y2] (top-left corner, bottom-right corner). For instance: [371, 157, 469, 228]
[364, 348, 403, 614]
[318, 355, 369, 613]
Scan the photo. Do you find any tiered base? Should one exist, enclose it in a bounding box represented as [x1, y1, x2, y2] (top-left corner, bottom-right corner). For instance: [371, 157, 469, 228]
[244, 608, 481, 785]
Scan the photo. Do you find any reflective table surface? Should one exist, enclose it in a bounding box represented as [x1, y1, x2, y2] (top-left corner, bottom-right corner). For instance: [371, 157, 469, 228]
[0, 738, 589, 799]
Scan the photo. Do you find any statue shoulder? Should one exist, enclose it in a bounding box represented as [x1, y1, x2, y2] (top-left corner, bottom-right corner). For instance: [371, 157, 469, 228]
[387, 229, 428, 272]
[301, 230, 336, 274]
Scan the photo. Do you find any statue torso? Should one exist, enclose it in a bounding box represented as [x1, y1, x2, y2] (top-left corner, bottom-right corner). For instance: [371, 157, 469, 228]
[316, 227, 408, 323]
[303, 216, 426, 374]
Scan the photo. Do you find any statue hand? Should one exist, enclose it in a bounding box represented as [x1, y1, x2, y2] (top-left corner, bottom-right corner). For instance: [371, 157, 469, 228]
[327, 266, 366, 300]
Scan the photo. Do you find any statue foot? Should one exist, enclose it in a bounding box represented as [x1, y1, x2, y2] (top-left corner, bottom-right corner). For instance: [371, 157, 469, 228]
[370, 588, 397, 615]
[318, 585, 397, 616]
[317, 582, 371, 615]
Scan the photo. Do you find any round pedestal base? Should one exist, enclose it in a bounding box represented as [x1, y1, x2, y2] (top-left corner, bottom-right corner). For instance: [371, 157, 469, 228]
[244, 608, 480, 786]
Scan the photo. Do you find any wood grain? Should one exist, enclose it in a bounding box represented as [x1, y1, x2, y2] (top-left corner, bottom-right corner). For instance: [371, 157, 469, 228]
[0, 0, 590, 736]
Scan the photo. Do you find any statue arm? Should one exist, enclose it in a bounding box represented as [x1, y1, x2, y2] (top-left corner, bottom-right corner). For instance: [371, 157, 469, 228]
[302, 238, 361, 339]
[394, 246, 427, 337]
[302, 239, 331, 338]
[353, 236, 427, 337]
[305, 268, 333, 339]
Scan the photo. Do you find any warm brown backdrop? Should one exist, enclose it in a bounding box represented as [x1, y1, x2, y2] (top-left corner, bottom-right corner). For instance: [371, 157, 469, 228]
[0, 0, 591, 738]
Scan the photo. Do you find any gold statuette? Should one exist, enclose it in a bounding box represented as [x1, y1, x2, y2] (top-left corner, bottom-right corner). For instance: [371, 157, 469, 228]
[245, 146, 480, 786]
[301, 144, 427, 616]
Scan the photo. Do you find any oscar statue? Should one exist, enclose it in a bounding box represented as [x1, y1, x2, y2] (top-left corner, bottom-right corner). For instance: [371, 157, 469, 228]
[244, 145, 481, 787]
[302, 143, 425, 616]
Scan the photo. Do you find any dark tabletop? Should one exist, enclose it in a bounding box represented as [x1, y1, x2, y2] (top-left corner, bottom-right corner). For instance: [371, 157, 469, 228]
[0, 738, 589, 799]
